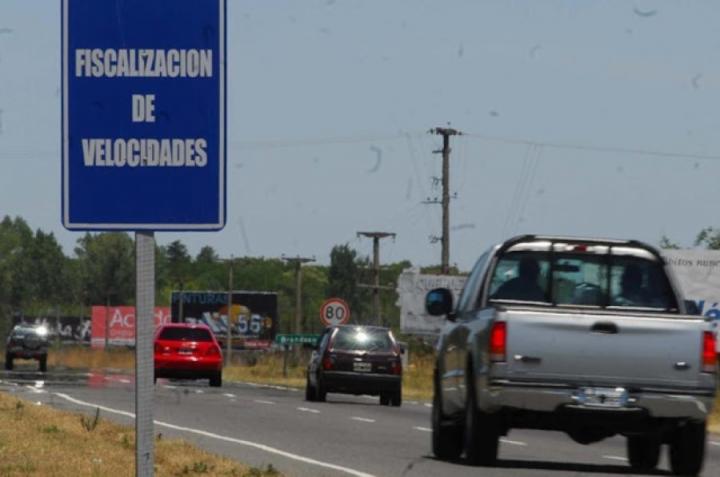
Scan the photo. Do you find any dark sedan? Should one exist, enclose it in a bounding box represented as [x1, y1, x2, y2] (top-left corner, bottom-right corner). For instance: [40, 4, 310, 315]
[305, 325, 402, 406]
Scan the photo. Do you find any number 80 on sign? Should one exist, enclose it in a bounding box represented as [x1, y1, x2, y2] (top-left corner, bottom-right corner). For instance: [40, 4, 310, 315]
[320, 298, 351, 326]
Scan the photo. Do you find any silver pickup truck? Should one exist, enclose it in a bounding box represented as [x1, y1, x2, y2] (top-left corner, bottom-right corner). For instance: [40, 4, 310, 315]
[426, 235, 717, 476]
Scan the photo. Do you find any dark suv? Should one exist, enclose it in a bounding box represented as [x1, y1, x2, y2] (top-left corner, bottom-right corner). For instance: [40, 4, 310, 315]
[5, 324, 50, 372]
[305, 325, 403, 406]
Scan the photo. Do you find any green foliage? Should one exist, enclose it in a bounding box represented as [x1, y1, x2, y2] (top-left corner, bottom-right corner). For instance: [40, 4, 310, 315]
[659, 235, 680, 250]
[0, 216, 418, 334]
[74, 232, 135, 305]
[694, 227, 720, 250]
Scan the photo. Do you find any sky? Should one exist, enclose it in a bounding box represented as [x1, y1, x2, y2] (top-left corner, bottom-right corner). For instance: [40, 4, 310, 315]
[1, 1, 720, 271]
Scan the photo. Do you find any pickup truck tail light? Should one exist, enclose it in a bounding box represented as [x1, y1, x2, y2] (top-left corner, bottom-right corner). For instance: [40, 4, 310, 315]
[489, 322, 507, 363]
[702, 331, 717, 373]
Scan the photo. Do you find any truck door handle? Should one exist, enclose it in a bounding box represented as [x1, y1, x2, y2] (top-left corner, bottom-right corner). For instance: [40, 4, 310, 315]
[591, 322, 619, 334]
[674, 362, 691, 371]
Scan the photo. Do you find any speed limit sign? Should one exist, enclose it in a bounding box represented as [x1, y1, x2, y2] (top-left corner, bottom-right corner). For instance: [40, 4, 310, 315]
[320, 298, 351, 326]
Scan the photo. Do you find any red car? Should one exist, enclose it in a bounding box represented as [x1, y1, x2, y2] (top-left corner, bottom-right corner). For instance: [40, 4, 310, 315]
[154, 323, 223, 387]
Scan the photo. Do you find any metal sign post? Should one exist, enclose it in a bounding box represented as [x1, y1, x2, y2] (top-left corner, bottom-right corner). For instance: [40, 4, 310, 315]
[135, 232, 155, 476]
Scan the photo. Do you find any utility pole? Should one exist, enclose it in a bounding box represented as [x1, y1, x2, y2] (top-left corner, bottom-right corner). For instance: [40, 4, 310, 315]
[357, 231, 396, 326]
[281, 255, 316, 333]
[429, 126, 461, 274]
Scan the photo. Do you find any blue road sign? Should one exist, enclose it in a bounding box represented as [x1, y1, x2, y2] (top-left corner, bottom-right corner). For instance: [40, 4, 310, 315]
[62, 0, 226, 230]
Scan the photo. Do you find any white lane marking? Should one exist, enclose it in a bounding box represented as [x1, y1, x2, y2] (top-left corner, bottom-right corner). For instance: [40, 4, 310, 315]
[254, 400, 275, 405]
[406, 400, 418, 405]
[500, 438, 527, 447]
[424, 403, 432, 408]
[223, 393, 236, 398]
[163, 385, 178, 389]
[710, 441, 720, 447]
[413, 426, 431, 432]
[351, 417, 376, 423]
[602, 455, 628, 462]
[297, 407, 320, 414]
[195, 390, 204, 394]
[118, 378, 130, 384]
[53, 393, 376, 477]
[24, 385, 46, 394]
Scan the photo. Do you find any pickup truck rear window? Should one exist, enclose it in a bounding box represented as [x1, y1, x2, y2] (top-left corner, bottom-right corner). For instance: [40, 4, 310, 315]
[488, 251, 678, 311]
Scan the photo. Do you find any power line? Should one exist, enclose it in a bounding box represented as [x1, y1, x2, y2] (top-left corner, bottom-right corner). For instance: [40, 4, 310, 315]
[463, 132, 720, 161]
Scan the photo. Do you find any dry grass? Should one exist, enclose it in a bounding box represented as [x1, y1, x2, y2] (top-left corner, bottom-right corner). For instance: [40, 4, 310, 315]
[48, 346, 135, 370]
[0, 392, 280, 477]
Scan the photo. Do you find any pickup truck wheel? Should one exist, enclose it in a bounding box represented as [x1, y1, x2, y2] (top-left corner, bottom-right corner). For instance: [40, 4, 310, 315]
[38, 355, 48, 373]
[431, 380, 463, 460]
[627, 435, 660, 471]
[464, 374, 499, 466]
[4, 354, 12, 371]
[669, 421, 706, 476]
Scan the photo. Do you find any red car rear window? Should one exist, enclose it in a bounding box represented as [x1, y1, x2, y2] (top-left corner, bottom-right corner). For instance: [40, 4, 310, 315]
[158, 327, 212, 342]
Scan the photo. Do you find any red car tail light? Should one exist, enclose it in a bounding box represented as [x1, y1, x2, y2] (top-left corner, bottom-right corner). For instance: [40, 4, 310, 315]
[489, 322, 507, 363]
[391, 359, 402, 375]
[154, 343, 161, 353]
[322, 354, 334, 370]
[702, 331, 717, 373]
[206, 346, 220, 356]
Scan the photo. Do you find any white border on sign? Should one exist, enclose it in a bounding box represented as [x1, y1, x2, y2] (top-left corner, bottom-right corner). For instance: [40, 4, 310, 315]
[320, 298, 351, 326]
[61, 0, 226, 231]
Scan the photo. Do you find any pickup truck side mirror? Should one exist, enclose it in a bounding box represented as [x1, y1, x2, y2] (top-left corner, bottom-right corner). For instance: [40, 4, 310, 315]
[426, 288, 454, 317]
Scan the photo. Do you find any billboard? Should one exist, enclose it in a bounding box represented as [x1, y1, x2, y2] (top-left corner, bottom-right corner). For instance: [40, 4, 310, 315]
[171, 291, 277, 349]
[13, 315, 91, 343]
[91, 306, 171, 348]
[396, 268, 467, 335]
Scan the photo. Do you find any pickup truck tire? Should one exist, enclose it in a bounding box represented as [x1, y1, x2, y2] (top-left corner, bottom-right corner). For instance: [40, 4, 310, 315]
[431, 377, 463, 460]
[626, 435, 660, 471]
[4, 354, 12, 371]
[463, 369, 499, 466]
[669, 421, 706, 476]
[38, 355, 47, 373]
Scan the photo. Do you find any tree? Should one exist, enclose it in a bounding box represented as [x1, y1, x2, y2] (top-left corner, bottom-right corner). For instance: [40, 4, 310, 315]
[694, 227, 720, 250]
[74, 232, 135, 305]
[326, 244, 367, 323]
[166, 240, 192, 289]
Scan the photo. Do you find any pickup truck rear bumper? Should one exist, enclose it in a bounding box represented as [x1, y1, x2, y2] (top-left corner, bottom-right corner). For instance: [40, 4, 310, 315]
[484, 379, 716, 421]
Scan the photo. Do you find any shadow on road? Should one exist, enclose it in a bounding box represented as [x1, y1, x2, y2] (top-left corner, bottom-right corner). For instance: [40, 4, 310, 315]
[495, 459, 671, 475]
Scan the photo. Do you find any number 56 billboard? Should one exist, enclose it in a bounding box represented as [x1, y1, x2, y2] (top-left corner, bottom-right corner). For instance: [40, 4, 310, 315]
[170, 291, 277, 349]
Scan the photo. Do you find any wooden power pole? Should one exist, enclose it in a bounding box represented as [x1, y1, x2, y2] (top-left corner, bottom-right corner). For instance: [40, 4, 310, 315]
[429, 126, 461, 274]
[281, 255, 316, 333]
[357, 231, 396, 326]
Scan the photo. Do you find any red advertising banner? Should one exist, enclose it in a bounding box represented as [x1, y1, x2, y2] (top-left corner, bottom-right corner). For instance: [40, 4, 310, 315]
[91, 306, 171, 348]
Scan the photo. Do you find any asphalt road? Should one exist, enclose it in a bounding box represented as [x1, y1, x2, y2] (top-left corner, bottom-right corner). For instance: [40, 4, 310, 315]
[1, 368, 719, 477]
